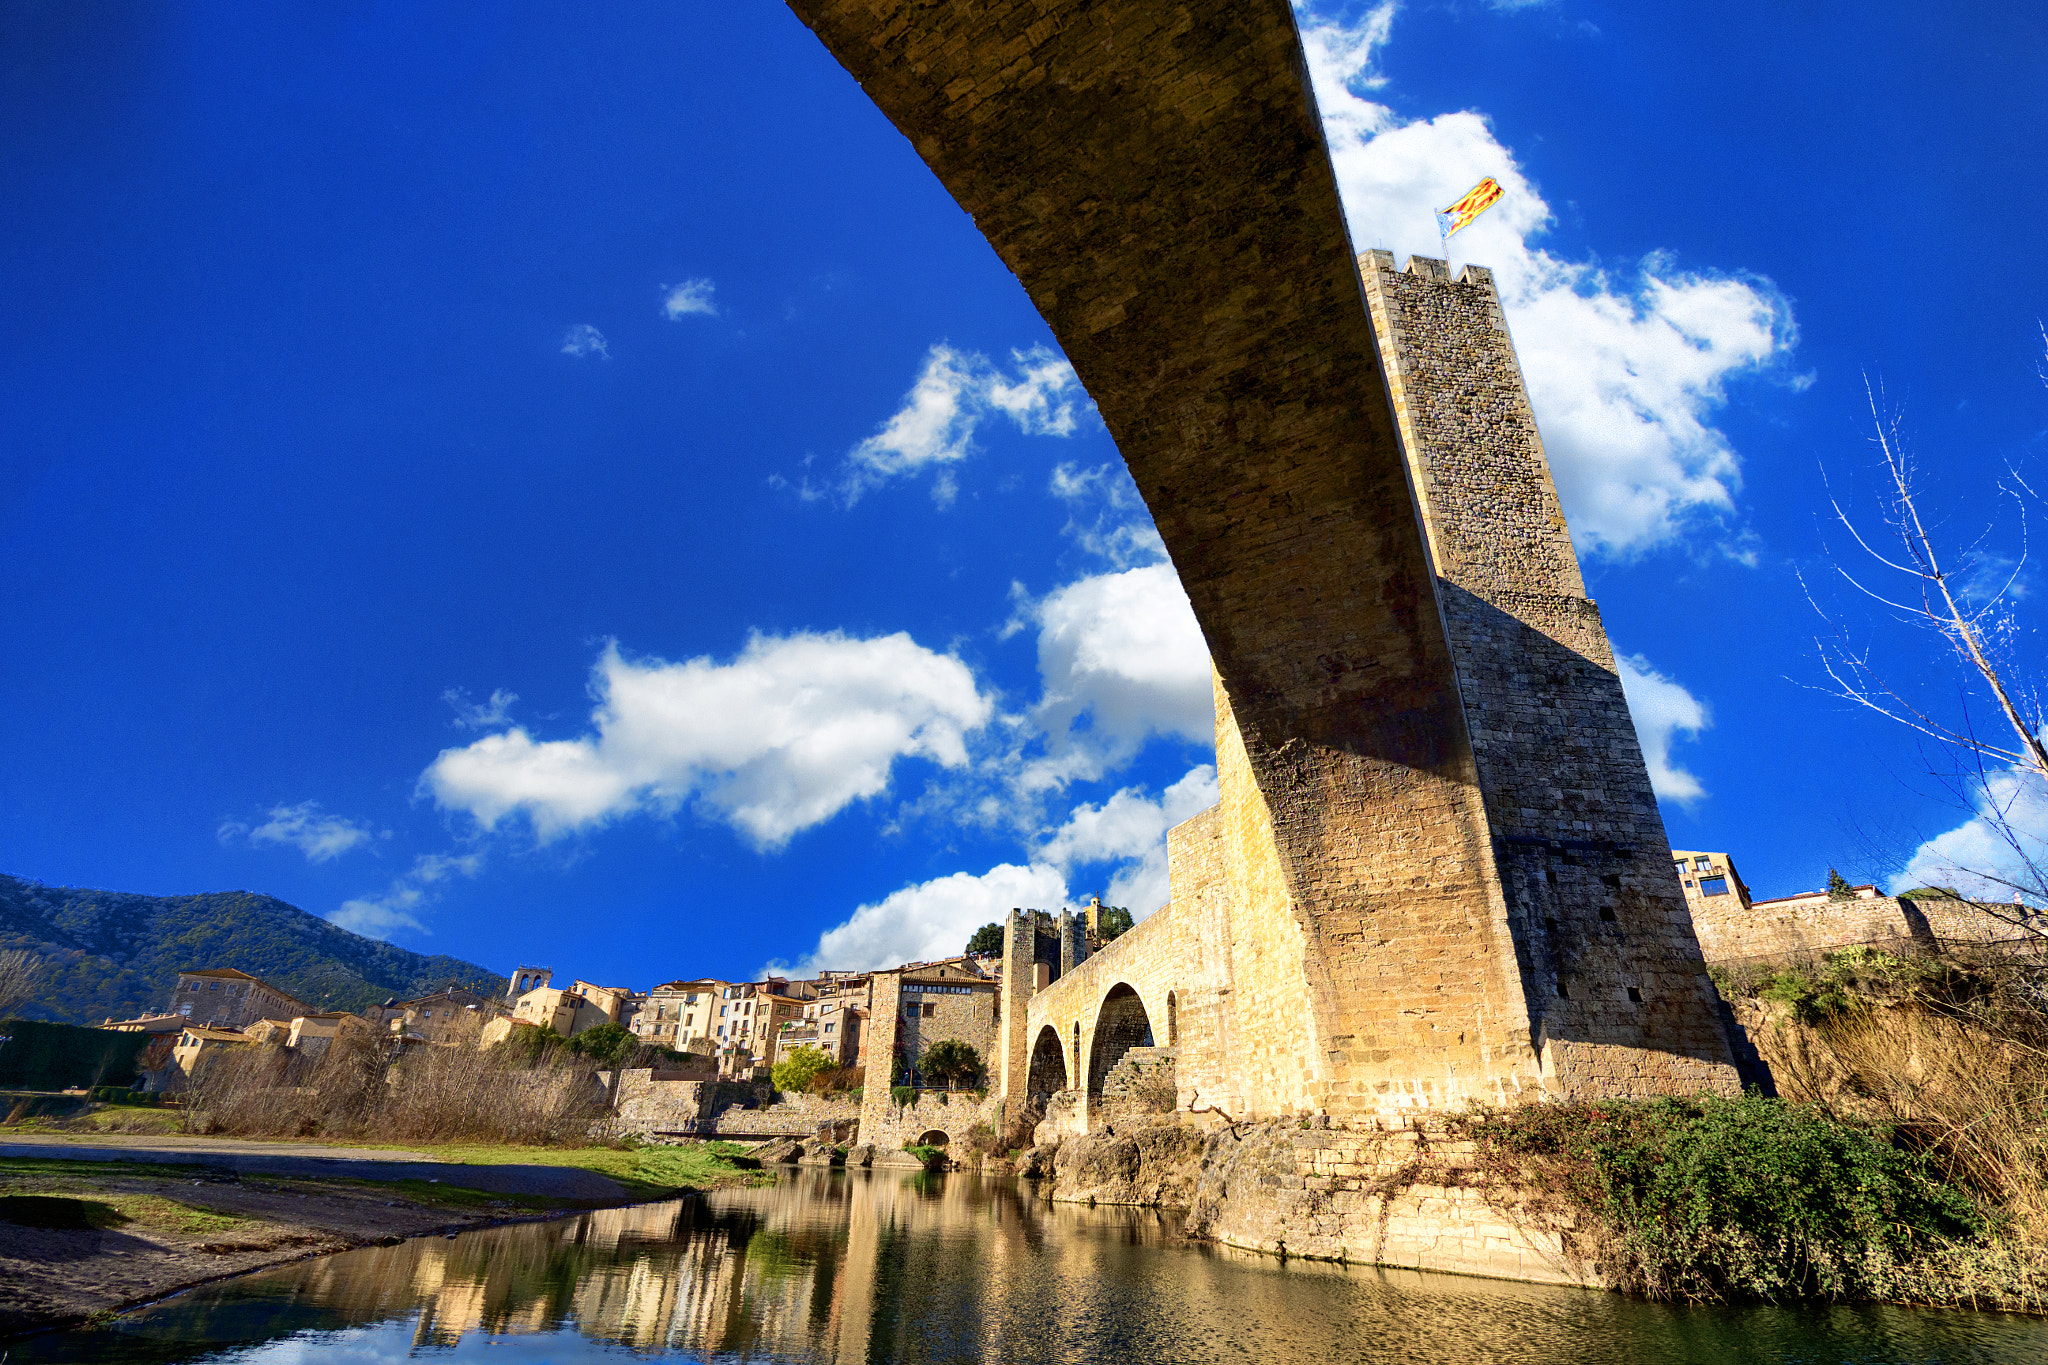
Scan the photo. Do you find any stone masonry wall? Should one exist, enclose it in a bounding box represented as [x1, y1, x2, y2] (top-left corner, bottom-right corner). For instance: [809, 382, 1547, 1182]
[1362, 251, 1737, 1101]
[896, 980, 997, 1084]
[1692, 892, 2026, 963]
[856, 972, 903, 1145]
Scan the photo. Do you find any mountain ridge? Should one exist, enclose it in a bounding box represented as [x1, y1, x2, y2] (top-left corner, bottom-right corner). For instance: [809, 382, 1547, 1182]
[0, 873, 505, 1024]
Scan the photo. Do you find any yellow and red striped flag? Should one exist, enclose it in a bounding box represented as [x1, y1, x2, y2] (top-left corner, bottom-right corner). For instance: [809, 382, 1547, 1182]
[1435, 177, 1503, 239]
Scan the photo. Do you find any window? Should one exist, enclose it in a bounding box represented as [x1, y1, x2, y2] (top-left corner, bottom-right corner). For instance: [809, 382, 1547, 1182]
[1699, 876, 1730, 897]
[824, 1022, 835, 1033]
[1694, 856, 1711, 871]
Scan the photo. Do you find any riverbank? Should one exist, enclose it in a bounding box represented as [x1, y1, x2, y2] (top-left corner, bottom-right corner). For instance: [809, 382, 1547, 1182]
[0, 1134, 765, 1336]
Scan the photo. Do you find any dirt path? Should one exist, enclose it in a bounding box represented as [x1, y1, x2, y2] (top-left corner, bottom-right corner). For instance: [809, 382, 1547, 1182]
[0, 1139, 640, 1337]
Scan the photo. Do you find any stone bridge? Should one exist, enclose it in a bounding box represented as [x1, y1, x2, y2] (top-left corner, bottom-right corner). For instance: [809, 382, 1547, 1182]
[787, 0, 1739, 1127]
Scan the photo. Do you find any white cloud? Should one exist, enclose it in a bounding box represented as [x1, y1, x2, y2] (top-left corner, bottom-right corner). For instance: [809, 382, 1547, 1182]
[1298, 2, 1795, 558]
[330, 851, 485, 942]
[560, 324, 609, 359]
[1896, 768, 2048, 903]
[1615, 653, 1710, 805]
[423, 633, 993, 849]
[842, 344, 1086, 505]
[1038, 764, 1219, 916]
[1048, 461, 1166, 567]
[771, 862, 1070, 976]
[218, 801, 381, 864]
[443, 687, 518, 731]
[330, 885, 428, 940]
[661, 279, 718, 319]
[1021, 563, 1213, 790]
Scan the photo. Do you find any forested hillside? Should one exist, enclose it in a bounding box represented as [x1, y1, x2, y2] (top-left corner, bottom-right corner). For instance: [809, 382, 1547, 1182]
[0, 874, 503, 1024]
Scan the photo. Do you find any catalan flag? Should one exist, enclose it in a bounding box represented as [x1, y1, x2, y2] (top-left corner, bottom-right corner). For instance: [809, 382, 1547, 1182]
[1435, 177, 1503, 239]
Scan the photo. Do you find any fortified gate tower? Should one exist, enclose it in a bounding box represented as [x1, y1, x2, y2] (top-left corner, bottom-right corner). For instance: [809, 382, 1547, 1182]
[785, 0, 1740, 1126]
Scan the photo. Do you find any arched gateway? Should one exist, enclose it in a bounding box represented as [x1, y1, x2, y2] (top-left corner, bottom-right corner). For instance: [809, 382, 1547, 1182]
[801, 0, 1741, 1127]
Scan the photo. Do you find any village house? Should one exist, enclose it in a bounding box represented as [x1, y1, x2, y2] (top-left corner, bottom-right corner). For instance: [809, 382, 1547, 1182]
[367, 986, 508, 1048]
[169, 1024, 255, 1079]
[167, 968, 312, 1030]
[501, 983, 616, 1038]
[710, 979, 813, 1078]
[636, 979, 726, 1054]
[287, 1011, 374, 1058]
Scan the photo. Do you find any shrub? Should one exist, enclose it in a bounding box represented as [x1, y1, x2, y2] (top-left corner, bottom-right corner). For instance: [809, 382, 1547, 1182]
[1457, 1093, 1987, 1302]
[891, 1085, 915, 1107]
[184, 1032, 609, 1145]
[565, 1024, 636, 1068]
[771, 1045, 832, 1095]
[920, 1039, 983, 1090]
[902, 1142, 948, 1172]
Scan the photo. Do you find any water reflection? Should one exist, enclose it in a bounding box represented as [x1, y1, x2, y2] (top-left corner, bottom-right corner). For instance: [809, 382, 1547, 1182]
[16, 1168, 2048, 1363]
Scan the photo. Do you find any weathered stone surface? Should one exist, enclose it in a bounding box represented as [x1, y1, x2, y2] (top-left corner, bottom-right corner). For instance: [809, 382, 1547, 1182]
[1050, 1116, 1209, 1208]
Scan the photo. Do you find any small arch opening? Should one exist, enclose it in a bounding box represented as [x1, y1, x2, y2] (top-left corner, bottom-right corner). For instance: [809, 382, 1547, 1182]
[1166, 990, 1178, 1046]
[917, 1129, 950, 1147]
[1028, 1024, 1068, 1098]
[1087, 984, 1155, 1094]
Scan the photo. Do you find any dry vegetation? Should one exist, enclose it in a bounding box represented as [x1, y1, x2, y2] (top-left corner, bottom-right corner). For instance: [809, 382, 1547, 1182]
[183, 1032, 610, 1146]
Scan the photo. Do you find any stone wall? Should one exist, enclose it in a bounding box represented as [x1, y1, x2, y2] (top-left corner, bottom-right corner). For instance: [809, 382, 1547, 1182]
[858, 1090, 1005, 1162]
[1692, 892, 2027, 964]
[1043, 1114, 1591, 1288]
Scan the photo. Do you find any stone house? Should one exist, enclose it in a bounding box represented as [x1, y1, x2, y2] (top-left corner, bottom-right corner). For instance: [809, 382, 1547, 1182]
[892, 970, 997, 1087]
[635, 978, 727, 1053]
[506, 982, 622, 1038]
[368, 986, 508, 1048]
[709, 979, 813, 1078]
[1670, 849, 1754, 916]
[776, 997, 863, 1068]
[167, 968, 312, 1030]
[169, 1024, 255, 1079]
[287, 1012, 372, 1057]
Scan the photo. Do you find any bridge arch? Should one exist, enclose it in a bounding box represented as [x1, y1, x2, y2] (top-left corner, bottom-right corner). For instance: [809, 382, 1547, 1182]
[1087, 983, 1155, 1094]
[1027, 1024, 1067, 1099]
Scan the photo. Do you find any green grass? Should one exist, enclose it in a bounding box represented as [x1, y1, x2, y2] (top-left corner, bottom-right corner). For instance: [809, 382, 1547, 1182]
[0, 1191, 246, 1235]
[401, 1140, 769, 1197]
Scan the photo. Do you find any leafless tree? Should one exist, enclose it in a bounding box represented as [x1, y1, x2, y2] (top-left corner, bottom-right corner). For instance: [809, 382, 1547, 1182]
[1806, 374, 2048, 940]
[0, 949, 44, 1018]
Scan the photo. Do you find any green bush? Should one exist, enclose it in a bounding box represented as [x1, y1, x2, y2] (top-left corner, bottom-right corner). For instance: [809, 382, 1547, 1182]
[901, 1142, 948, 1172]
[771, 1045, 832, 1095]
[890, 1085, 915, 1107]
[1458, 1093, 1986, 1302]
[565, 1023, 636, 1067]
[920, 1038, 983, 1089]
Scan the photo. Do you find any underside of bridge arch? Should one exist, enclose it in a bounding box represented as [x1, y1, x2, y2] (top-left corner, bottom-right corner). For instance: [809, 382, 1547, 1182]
[1027, 1024, 1067, 1100]
[1087, 985, 1154, 1096]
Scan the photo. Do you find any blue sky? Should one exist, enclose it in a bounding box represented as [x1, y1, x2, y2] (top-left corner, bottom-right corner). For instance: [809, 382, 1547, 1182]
[5, 1, 2047, 987]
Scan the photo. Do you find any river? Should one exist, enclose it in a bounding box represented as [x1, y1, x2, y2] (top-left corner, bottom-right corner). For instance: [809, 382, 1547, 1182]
[11, 1168, 2048, 1363]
